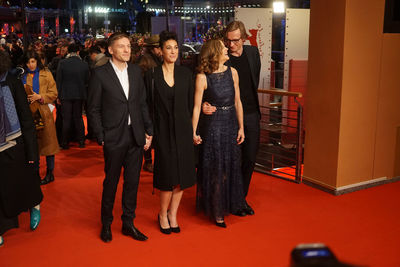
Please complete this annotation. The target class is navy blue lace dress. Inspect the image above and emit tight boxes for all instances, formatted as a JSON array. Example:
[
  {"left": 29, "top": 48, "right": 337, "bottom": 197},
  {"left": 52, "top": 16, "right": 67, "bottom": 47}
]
[{"left": 196, "top": 67, "right": 246, "bottom": 220}]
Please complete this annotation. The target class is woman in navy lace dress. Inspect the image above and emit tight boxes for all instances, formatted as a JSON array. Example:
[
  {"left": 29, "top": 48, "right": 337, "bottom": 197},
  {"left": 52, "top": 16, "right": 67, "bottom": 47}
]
[{"left": 192, "top": 39, "right": 246, "bottom": 227}]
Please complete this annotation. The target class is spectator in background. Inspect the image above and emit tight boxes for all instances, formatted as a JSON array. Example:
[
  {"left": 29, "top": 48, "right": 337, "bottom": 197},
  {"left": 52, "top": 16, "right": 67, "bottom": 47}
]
[
  {"left": 85, "top": 45, "right": 109, "bottom": 140},
  {"left": 138, "top": 34, "right": 163, "bottom": 73},
  {"left": 48, "top": 43, "right": 69, "bottom": 144},
  {"left": 22, "top": 50, "right": 59, "bottom": 185},
  {"left": 88, "top": 46, "right": 109, "bottom": 69},
  {"left": 48, "top": 43, "right": 68, "bottom": 79},
  {"left": 56, "top": 44, "right": 89, "bottom": 149},
  {"left": 10, "top": 40, "right": 23, "bottom": 68},
  {"left": 0, "top": 38, "right": 6, "bottom": 53},
  {"left": 138, "top": 34, "right": 163, "bottom": 173},
  {"left": 0, "top": 50, "right": 43, "bottom": 247},
  {"left": 96, "top": 40, "right": 108, "bottom": 55}
]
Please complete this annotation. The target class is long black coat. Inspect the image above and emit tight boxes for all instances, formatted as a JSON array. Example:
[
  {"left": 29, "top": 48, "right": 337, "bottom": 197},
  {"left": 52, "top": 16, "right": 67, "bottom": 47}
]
[
  {"left": 145, "top": 65, "right": 196, "bottom": 190},
  {"left": 0, "top": 73, "right": 42, "bottom": 218}
]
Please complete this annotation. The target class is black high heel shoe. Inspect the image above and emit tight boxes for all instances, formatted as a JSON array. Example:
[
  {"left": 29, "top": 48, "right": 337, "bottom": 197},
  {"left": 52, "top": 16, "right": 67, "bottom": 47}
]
[
  {"left": 215, "top": 219, "right": 227, "bottom": 228},
  {"left": 167, "top": 213, "right": 180, "bottom": 233},
  {"left": 158, "top": 214, "right": 171, "bottom": 234}
]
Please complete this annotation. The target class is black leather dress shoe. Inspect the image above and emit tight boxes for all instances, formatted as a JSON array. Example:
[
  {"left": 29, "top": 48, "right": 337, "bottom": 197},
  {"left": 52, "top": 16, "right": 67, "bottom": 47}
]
[
  {"left": 122, "top": 224, "right": 148, "bottom": 241},
  {"left": 244, "top": 202, "right": 255, "bottom": 215},
  {"left": 100, "top": 225, "right": 112, "bottom": 243},
  {"left": 232, "top": 209, "right": 247, "bottom": 217}
]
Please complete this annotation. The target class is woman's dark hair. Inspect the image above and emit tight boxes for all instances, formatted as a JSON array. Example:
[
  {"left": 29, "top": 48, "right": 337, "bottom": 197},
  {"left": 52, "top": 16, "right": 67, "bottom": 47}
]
[
  {"left": 0, "top": 50, "right": 11, "bottom": 75},
  {"left": 159, "top": 30, "right": 178, "bottom": 49},
  {"left": 22, "top": 50, "right": 44, "bottom": 70}
]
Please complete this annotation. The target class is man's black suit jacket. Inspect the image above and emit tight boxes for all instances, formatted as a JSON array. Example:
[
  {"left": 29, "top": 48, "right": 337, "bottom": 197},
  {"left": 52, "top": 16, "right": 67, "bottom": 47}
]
[
  {"left": 228, "top": 45, "right": 261, "bottom": 115},
  {"left": 88, "top": 61, "right": 153, "bottom": 146}
]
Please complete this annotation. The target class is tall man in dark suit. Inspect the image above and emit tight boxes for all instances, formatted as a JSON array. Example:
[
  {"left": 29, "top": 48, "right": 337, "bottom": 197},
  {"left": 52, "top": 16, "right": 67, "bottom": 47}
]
[
  {"left": 56, "top": 44, "right": 89, "bottom": 149},
  {"left": 203, "top": 21, "right": 261, "bottom": 216},
  {"left": 88, "top": 33, "right": 153, "bottom": 243}
]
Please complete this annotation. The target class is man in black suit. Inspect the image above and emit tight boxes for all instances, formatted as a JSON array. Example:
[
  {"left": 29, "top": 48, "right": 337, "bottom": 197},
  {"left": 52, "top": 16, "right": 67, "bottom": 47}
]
[
  {"left": 56, "top": 44, "right": 89, "bottom": 149},
  {"left": 88, "top": 32, "right": 153, "bottom": 243},
  {"left": 203, "top": 21, "right": 261, "bottom": 216}
]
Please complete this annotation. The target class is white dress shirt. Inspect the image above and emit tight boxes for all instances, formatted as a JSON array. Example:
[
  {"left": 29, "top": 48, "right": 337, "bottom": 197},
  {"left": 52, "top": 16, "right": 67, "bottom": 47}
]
[{"left": 110, "top": 59, "right": 131, "bottom": 125}]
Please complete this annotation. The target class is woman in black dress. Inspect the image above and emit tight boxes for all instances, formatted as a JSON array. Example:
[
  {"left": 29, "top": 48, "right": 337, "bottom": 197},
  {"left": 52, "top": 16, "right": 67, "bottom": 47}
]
[
  {"left": 192, "top": 39, "right": 246, "bottom": 227},
  {"left": 144, "top": 31, "right": 196, "bottom": 234},
  {"left": 0, "top": 51, "right": 43, "bottom": 246}
]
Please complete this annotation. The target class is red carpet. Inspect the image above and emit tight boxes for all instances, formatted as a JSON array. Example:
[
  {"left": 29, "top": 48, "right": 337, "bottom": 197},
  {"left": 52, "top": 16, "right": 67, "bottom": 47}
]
[{"left": 1, "top": 141, "right": 400, "bottom": 267}]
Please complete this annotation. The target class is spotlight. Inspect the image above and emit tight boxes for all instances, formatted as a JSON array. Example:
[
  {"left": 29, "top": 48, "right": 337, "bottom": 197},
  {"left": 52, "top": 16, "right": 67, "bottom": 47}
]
[{"left": 273, "top": 1, "right": 285, "bottom": 13}]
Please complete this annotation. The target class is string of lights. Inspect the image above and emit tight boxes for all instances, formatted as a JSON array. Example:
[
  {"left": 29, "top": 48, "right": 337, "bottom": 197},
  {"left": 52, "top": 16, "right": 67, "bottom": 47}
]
[{"left": 146, "top": 4, "right": 261, "bottom": 14}]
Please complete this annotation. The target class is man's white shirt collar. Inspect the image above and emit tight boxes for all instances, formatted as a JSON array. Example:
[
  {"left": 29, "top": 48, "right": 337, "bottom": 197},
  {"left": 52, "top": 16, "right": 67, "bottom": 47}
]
[{"left": 110, "top": 59, "right": 128, "bottom": 73}]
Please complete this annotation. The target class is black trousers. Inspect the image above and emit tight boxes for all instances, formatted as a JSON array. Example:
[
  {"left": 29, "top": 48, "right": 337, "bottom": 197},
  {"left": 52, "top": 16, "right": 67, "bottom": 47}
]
[
  {"left": 61, "top": 99, "right": 85, "bottom": 145},
  {"left": 241, "top": 112, "right": 260, "bottom": 197},
  {"left": 101, "top": 125, "right": 143, "bottom": 226}
]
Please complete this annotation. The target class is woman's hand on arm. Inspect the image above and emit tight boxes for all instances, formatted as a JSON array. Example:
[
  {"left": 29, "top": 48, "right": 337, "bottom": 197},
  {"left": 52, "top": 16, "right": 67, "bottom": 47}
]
[{"left": 202, "top": 102, "right": 216, "bottom": 115}]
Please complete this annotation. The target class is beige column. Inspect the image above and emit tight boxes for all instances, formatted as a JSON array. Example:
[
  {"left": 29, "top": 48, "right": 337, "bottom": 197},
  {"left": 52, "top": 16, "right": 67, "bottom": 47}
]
[{"left": 303, "top": 0, "right": 400, "bottom": 193}]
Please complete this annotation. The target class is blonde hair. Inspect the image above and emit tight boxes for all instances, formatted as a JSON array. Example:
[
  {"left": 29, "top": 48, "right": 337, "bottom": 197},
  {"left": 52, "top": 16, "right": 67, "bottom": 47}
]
[{"left": 197, "top": 39, "right": 224, "bottom": 74}]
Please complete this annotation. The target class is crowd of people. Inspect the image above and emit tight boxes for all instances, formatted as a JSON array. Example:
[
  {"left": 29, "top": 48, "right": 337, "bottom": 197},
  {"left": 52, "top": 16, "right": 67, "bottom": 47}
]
[{"left": 0, "top": 20, "right": 261, "bottom": 245}]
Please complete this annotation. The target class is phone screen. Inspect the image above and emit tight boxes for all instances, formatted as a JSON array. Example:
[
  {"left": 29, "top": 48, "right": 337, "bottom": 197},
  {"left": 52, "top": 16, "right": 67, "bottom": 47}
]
[{"left": 301, "top": 249, "right": 332, "bottom": 258}]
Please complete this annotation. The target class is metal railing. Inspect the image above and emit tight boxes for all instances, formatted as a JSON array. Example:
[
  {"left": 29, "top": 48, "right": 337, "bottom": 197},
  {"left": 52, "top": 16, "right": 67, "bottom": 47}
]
[{"left": 255, "top": 88, "right": 304, "bottom": 183}]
